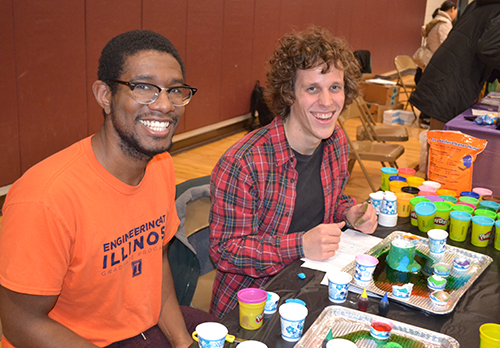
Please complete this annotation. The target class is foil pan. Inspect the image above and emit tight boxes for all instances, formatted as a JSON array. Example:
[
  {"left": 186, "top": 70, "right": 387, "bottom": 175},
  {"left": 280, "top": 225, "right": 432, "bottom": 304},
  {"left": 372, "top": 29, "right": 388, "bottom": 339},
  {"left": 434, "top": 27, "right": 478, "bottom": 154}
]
[
  {"left": 295, "top": 306, "right": 459, "bottom": 348},
  {"left": 341, "top": 231, "right": 493, "bottom": 315}
]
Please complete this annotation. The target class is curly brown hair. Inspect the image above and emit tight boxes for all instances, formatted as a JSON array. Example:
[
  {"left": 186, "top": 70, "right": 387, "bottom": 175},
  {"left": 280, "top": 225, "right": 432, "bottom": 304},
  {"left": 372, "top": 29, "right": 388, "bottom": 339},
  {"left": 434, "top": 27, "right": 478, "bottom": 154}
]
[{"left": 265, "top": 26, "right": 360, "bottom": 120}]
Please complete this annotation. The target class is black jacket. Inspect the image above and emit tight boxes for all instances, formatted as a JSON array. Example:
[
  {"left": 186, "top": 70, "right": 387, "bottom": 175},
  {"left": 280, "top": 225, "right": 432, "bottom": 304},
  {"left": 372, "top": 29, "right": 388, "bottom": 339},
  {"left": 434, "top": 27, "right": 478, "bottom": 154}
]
[{"left": 409, "top": 0, "right": 500, "bottom": 123}]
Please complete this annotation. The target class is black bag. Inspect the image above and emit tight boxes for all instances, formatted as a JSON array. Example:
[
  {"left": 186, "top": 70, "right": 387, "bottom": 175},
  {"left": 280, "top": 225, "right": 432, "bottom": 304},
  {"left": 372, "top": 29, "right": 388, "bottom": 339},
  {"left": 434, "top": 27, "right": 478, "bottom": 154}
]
[{"left": 249, "top": 80, "right": 274, "bottom": 130}]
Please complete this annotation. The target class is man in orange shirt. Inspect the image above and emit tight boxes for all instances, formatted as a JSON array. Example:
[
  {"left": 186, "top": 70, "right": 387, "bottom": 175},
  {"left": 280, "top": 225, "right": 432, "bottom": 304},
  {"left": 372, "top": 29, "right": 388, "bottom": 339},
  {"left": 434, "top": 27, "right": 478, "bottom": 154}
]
[{"left": 0, "top": 30, "right": 214, "bottom": 348}]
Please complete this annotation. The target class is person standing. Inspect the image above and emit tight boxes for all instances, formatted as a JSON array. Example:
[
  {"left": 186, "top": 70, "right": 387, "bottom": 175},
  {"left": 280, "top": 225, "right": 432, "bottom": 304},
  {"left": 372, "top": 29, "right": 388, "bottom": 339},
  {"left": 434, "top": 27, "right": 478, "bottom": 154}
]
[
  {"left": 410, "top": 0, "right": 500, "bottom": 131},
  {"left": 208, "top": 27, "right": 377, "bottom": 319}
]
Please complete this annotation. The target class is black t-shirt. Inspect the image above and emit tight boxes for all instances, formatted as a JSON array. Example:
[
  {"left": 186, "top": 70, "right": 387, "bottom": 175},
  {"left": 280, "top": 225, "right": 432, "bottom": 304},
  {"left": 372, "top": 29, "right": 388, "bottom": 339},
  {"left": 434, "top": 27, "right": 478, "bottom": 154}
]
[{"left": 288, "top": 142, "right": 325, "bottom": 233}]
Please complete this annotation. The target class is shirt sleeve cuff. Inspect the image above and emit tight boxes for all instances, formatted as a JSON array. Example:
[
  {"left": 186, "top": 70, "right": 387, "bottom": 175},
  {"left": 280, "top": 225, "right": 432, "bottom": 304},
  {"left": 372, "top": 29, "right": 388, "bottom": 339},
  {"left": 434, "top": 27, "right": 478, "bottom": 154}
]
[{"left": 276, "top": 232, "right": 304, "bottom": 263}]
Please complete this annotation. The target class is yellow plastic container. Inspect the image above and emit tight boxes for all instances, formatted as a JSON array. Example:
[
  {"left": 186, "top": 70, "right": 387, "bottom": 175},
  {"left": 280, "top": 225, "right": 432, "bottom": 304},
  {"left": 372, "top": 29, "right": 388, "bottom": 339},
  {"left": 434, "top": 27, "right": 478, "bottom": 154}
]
[
  {"left": 389, "top": 180, "right": 407, "bottom": 193},
  {"left": 407, "top": 176, "right": 425, "bottom": 188}
]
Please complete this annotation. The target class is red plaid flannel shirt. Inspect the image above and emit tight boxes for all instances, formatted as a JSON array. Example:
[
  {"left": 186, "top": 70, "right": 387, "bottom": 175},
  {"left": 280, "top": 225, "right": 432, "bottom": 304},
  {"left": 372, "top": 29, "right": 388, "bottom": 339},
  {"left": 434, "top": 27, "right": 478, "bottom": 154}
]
[{"left": 209, "top": 117, "right": 355, "bottom": 318}]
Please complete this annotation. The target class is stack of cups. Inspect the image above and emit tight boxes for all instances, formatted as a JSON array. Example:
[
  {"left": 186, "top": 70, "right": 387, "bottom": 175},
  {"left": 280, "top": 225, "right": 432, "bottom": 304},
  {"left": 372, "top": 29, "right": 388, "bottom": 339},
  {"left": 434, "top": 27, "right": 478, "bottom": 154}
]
[
  {"left": 379, "top": 192, "right": 397, "bottom": 227},
  {"left": 369, "top": 191, "right": 384, "bottom": 215}
]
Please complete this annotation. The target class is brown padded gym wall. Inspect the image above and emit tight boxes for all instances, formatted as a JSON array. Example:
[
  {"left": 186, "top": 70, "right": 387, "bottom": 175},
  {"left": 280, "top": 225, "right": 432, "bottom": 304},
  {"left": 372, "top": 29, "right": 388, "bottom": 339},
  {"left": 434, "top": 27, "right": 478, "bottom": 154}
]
[{"left": 0, "top": 0, "right": 425, "bottom": 187}]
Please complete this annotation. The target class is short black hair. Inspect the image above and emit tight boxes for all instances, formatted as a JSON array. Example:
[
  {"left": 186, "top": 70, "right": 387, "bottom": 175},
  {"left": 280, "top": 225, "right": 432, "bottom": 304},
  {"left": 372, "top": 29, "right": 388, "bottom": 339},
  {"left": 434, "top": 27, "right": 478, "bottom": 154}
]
[{"left": 98, "top": 30, "right": 185, "bottom": 94}]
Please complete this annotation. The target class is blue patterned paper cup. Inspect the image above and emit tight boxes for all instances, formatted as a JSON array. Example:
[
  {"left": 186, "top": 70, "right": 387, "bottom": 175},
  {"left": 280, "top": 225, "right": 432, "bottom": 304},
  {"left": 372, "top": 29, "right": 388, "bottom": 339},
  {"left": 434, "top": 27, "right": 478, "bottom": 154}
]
[
  {"left": 264, "top": 292, "right": 280, "bottom": 314},
  {"left": 328, "top": 271, "right": 352, "bottom": 303},
  {"left": 427, "top": 229, "right": 448, "bottom": 254},
  {"left": 279, "top": 302, "right": 308, "bottom": 342}
]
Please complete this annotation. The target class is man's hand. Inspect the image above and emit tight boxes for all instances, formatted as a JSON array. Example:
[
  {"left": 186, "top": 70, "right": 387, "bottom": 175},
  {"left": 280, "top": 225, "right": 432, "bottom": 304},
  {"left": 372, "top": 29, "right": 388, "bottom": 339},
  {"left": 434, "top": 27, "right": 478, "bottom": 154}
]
[
  {"left": 302, "top": 222, "right": 344, "bottom": 260},
  {"left": 345, "top": 202, "right": 377, "bottom": 234}
]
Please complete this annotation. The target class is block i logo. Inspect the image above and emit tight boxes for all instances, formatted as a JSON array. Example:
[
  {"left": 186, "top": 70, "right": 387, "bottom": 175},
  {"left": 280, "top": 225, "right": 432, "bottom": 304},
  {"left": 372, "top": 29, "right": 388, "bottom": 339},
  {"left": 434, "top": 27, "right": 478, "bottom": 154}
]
[{"left": 132, "top": 260, "right": 142, "bottom": 277}]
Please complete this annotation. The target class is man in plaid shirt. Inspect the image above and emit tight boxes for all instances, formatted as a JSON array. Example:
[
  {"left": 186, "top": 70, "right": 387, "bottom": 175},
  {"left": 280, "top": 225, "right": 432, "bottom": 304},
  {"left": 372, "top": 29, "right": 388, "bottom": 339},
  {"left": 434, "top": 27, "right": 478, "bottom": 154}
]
[{"left": 209, "top": 27, "right": 378, "bottom": 318}]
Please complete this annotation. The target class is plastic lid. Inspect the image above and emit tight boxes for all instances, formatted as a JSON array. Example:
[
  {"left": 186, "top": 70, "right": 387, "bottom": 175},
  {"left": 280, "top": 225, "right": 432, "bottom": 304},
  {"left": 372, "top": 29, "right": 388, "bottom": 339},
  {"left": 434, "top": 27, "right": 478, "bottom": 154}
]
[
  {"left": 237, "top": 288, "right": 268, "bottom": 304},
  {"left": 471, "top": 215, "right": 495, "bottom": 226},
  {"left": 381, "top": 167, "right": 398, "bottom": 175}
]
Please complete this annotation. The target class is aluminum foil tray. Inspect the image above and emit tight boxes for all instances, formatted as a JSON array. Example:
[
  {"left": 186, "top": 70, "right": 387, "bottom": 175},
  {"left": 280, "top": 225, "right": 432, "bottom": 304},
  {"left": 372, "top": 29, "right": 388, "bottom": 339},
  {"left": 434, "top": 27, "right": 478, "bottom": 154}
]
[
  {"left": 341, "top": 231, "right": 492, "bottom": 315},
  {"left": 295, "top": 306, "right": 459, "bottom": 348}
]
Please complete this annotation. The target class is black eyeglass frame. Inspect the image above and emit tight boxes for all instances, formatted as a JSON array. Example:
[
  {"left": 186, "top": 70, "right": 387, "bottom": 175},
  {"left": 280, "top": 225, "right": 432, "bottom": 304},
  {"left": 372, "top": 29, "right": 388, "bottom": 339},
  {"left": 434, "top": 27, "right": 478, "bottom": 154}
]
[{"left": 108, "top": 79, "right": 198, "bottom": 106}]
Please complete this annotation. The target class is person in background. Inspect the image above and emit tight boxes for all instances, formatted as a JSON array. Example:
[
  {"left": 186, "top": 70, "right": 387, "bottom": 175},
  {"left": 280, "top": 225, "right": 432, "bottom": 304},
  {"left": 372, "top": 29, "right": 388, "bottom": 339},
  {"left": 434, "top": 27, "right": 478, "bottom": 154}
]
[
  {"left": 0, "top": 30, "right": 215, "bottom": 348},
  {"left": 416, "top": 0, "right": 457, "bottom": 127},
  {"left": 410, "top": 0, "right": 500, "bottom": 131},
  {"left": 208, "top": 26, "right": 377, "bottom": 319}
]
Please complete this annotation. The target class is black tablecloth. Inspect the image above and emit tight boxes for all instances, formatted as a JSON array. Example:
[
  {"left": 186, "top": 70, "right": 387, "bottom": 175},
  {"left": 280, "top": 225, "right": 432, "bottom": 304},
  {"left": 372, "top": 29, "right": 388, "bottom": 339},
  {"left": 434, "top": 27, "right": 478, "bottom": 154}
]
[{"left": 217, "top": 218, "right": 500, "bottom": 348}]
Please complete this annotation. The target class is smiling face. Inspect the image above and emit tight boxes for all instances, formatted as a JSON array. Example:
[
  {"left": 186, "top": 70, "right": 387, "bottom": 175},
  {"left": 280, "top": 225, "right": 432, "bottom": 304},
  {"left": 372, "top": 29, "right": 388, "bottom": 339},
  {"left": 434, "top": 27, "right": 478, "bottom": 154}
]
[
  {"left": 107, "top": 50, "right": 185, "bottom": 161},
  {"left": 284, "top": 64, "right": 345, "bottom": 155}
]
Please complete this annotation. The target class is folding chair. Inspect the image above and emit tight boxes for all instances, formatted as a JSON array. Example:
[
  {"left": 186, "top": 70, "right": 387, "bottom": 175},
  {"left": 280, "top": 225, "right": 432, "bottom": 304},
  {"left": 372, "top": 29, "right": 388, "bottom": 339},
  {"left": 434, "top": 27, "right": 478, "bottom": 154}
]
[
  {"left": 394, "top": 55, "right": 418, "bottom": 122},
  {"left": 169, "top": 176, "right": 216, "bottom": 312},
  {"left": 355, "top": 97, "right": 409, "bottom": 143},
  {"left": 338, "top": 114, "right": 405, "bottom": 191}
]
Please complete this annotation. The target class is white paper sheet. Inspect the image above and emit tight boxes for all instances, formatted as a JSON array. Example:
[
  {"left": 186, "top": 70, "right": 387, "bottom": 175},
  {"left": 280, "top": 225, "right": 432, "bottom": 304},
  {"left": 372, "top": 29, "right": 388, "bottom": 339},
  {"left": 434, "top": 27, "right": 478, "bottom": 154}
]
[{"left": 300, "top": 229, "right": 381, "bottom": 284}]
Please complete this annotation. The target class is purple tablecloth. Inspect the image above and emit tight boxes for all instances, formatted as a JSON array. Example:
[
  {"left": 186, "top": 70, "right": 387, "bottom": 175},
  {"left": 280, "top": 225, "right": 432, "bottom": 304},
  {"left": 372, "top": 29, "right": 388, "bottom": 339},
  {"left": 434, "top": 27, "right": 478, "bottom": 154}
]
[{"left": 444, "top": 96, "right": 500, "bottom": 196}]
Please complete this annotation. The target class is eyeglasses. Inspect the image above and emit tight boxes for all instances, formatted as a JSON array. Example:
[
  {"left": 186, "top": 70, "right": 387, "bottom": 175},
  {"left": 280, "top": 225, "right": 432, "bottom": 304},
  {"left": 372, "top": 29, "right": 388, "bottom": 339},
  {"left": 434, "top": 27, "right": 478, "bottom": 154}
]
[{"left": 109, "top": 80, "right": 198, "bottom": 106}]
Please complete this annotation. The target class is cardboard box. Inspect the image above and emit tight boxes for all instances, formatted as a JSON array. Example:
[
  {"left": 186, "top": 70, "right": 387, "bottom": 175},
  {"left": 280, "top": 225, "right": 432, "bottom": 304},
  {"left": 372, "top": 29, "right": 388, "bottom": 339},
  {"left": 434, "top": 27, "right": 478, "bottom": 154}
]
[
  {"left": 361, "top": 82, "right": 399, "bottom": 106},
  {"left": 366, "top": 102, "right": 403, "bottom": 123},
  {"left": 382, "top": 109, "right": 416, "bottom": 126}
]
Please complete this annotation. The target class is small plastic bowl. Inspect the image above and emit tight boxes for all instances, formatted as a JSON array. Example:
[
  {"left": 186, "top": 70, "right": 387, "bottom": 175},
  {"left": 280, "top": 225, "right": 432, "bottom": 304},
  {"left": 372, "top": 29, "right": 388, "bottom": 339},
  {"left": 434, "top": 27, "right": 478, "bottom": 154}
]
[
  {"left": 479, "top": 200, "right": 500, "bottom": 212},
  {"left": 460, "top": 191, "right": 480, "bottom": 200},
  {"left": 429, "top": 290, "right": 451, "bottom": 306},
  {"left": 440, "top": 195, "right": 457, "bottom": 204},
  {"left": 370, "top": 320, "right": 393, "bottom": 340},
  {"left": 427, "top": 275, "right": 447, "bottom": 290},
  {"left": 433, "top": 262, "right": 451, "bottom": 277},
  {"left": 392, "top": 283, "right": 413, "bottom": 300},
  {"left": 452, "top": 257, "right": 471, "bottom": 273},
  {"left": 423, "top": 181, "right": 442, "bottom": 190}
]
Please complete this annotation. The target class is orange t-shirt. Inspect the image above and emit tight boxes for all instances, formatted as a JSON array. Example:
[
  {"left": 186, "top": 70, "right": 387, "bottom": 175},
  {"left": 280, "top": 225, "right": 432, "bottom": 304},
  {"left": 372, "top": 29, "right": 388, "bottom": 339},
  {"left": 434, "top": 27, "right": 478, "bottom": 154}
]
[{"left": 0, "top": 136, "right": 179, "bottom": 347}]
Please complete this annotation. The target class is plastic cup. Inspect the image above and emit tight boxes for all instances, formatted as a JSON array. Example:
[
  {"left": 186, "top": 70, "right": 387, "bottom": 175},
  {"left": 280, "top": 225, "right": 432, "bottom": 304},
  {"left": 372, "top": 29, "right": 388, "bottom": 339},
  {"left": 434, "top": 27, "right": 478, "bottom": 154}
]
[
  {"left": 459, "top": 196, "right": 479, "bottom": 207},
  {"left": 480, "top": 323, "right": 500, "bottom": 348},
  {"left": 473, "top": 187, "right": 493, "bottom": 201},
  {"left": 418, "top": 190, "right": 438, "bottom": 197},
  {"left": 326, "top": 339, "right": 357, "bottom": 348},
  {"left": 479, "top": 200, "right": 500, "bottom": 212},
  {"left": 407, "top": 176, "right": 425, "bottom": 188},
  {"left": 483, "top": 195, "right": 500, "bottom": 204},
  {"left": 437, "top": 189, "right": 457, "bottom": 198},
  {"left": 440, "top": 195, "right": 457, "bottom": 204},
  {"left": 264, "top": 292, "right": 280, "bottom": 314},
  {"left": 279, "top": 302, "right": 308, "bottom": 342},
  {"left": 452, "top": 203, "right": 475, "bottom": 215},
  {"left": 354, "top": 254, "right": 379, "bottom": 285},
  {"left": 327, "top": 271, "right": 352, "bottom": 303},
  {"left": 427, "top": 229, "right": 448, "bottom": 254},
  {"left": 381, "top": 167, "right": 398, "bottom": 191},
  {"left": 390, "top": 180, "right": 407, "bottom": 193},
  {"left": 398, "top": 167, "right": 416, "bottom": 178},
  {"left": 423, "top": 180, "right": 442, "bottom": 190},
  {"left": 396, "top": 192, "right": 413, "bottom": 217},
  {"left": 237, "top": 341, "right": 268, "bottom": 348},
  {"left": 401, "top": 186, "right": 419, "bottom": 197},
  {"left": 415, "top": 201, "right": 437, "bottom": 233},
  {"left": 471, "top": 216, "right": 495, "bottom": 247},
  {"left": 475, "top": 208, "right": 497, "bottom": 220},
  {"left": 369, "top": 191, "right": 384, "bottom": 215},
  {"left": 192, "top": 322, "right": 232, "bottom": 348},
  {"left": 433, "top": 201, "right": 453, "bottom": 230},
  {"left": 426, "top": 196, "right": 444, "bottom": 203},
  {"left": 449, "top": 211, "right": 472, "bottom": 242},
  {"left": 460, "top": 190, "right": 480, "bottom": 199},
  {"left": 418, "top": 185, "right": 437, "bottom": 193},
  {"left": 410, "top": 197, "right": 430, "bottom": 226},
  {"left": 237, "top": 288, "right": 267, "bottom": 330}
]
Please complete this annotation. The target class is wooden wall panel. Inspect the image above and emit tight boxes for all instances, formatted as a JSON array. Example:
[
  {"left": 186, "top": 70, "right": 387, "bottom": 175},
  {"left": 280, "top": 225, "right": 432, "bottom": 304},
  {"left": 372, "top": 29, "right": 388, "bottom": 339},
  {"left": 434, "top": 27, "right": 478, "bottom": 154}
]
[
  {"left": 184, "top": 0, "right": 224, "bottom": 130},
  {"left": 13, "top": 0, "right": 87, "bottom": 173},
  {"left": 85, "top": 0, "right": 142, "bottom": 135},
  {"left": 0, "top": 0, "right": 21, "bottom": 185},
  {"left": 219, "top": 0, "right": 255, "bottom": 121},
  {"left": 143, "top": 0, "right": 189, "bottom": 134},
  {"left": 252, "top": 0, "right": 282, "bottom": 85},
  {"left": 0, "top": 0, "right": 427, "bottom": 187}
]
